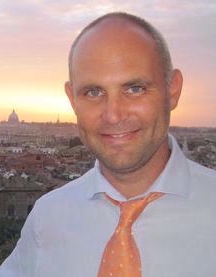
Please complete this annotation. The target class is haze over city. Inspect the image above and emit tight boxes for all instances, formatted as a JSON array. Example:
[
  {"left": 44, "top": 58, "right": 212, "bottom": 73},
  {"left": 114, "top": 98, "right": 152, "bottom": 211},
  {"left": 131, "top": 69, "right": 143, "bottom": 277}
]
[{"left": 0, "top": 0, "right": 216, "bottom": 126}]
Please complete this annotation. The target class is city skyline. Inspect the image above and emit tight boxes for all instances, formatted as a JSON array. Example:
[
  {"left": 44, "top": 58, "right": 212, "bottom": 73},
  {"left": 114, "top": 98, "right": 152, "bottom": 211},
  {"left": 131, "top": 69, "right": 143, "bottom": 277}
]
[{"left": 0, "top": 0, "right": 216, "bottom": 126}]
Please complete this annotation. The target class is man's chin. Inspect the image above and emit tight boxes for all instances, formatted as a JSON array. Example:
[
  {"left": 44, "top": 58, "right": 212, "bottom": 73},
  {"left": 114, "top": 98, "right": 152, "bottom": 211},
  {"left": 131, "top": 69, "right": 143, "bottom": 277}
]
[{"left": 98, "top": 156, "right": 147, "bottom": 175}]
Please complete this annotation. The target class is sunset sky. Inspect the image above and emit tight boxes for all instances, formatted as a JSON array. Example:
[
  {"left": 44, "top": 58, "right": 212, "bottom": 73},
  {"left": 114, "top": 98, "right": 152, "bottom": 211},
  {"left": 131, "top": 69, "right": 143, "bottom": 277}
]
[{"left": 0, "top": 0, "right": 216, "bottom": 126}]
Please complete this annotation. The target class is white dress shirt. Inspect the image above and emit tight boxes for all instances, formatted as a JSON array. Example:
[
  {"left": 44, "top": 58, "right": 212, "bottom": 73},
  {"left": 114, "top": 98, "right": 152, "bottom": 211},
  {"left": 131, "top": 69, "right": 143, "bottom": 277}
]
[{"left": 1, "top": 135, "right": 216, "bottom": 277}]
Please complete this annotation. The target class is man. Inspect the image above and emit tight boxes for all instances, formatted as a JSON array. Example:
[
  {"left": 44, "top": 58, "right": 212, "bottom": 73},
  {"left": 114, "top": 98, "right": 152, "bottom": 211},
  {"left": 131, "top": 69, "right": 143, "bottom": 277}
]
[{"left": 1, "top": 12, "right": 216, "bottom": 277}]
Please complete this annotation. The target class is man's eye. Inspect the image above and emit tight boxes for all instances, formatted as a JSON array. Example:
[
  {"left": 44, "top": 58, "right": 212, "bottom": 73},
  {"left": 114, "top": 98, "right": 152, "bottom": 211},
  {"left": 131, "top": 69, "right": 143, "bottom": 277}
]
[
  {"left": 86, "top": 89, "right": 103, "bottom": 97},
  {"left": 127, "top": 85, "right": 146, "bottom": 94}
]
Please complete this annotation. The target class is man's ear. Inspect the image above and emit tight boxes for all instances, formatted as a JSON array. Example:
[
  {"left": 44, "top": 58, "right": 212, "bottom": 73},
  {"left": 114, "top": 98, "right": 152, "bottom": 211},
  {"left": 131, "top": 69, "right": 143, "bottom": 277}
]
[
  {"left": 65, "top": 81, "right": 77, "bottom": 114},
  {"left": 169, "top": 69, "right": 183, "bottom": 111}
]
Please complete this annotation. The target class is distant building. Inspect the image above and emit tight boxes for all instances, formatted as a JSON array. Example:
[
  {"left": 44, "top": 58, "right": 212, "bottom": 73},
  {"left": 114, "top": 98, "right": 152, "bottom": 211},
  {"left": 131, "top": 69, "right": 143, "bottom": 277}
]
[
  {"left": 10, "top": 147, "right": 23, "bottom": 154},
  {"left": 8, "top": 109, "right": 20, "bottom": 124},
  {"left": 0, "top": 182, "right": 45, "bottom": 218}
]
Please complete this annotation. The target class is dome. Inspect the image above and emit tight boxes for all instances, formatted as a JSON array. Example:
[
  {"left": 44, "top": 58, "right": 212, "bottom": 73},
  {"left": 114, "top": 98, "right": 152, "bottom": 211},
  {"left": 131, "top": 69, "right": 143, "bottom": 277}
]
[{"left": 8, "top": 109, "right": 20, "bottom": 124}]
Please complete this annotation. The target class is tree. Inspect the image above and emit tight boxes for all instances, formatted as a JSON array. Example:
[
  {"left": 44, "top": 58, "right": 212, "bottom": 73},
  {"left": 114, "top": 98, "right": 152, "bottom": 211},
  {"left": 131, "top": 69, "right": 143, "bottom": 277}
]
[{"left": 0, "top": 218, "right": 25, "bottom": 264}]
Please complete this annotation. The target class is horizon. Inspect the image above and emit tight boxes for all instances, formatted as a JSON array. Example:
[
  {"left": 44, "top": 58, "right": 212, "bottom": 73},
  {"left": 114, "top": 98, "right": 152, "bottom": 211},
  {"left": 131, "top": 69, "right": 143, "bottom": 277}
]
[
  {"left": 1, "top": 111, "right": 216, "bottom": 129},
  {"left": 0, "top": 1, "right": 216, "bottom": 127}
]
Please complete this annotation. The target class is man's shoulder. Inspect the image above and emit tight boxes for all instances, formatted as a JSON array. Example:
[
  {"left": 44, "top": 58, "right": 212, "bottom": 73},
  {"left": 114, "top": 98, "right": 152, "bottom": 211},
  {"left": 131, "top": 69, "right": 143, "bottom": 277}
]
[
  {"left": 188, "top": 159, "right": 216, "bottom": 186},
  {"left": 35, "top": 167, "right": 95, "bottom": 209},
  {"left": 21, "top": 168, "right": 97, "bottom": 239}
]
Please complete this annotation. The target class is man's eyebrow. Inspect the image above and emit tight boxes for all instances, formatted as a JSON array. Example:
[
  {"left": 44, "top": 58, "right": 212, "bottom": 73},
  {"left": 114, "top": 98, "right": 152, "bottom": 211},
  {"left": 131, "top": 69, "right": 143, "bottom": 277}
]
[
  {"left": 76, "top": 78, "right": 154, "bottom": 93},
  {"left": 77, "top": 84, "right": 102, "bottom": 92},
  {"left": 121, "top": 78, "right": 153, "bottom": 88}
]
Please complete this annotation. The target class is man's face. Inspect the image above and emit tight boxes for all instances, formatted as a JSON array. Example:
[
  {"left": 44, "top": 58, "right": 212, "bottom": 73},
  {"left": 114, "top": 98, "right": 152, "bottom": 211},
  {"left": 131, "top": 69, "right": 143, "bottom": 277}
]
[{"left": 66, "top": 20, "right": 181, "bottom": 175}]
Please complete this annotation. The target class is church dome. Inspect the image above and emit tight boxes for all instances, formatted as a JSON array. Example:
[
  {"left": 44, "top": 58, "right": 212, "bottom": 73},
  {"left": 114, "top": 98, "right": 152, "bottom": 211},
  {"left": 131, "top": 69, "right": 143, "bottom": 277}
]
[{"left": 8, "top": 109, "right": 20, "bottom": 124}]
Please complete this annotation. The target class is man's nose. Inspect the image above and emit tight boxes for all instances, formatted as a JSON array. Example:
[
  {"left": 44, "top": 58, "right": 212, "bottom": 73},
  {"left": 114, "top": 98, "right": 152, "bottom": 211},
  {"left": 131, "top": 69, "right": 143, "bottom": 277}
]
[{"left": 101, "top": 93, "right": 128, "bottom": 124}]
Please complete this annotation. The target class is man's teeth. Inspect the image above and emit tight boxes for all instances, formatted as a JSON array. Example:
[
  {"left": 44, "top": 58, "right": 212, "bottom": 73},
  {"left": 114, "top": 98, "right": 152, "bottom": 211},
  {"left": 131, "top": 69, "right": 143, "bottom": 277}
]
[{"left": 110, "top": 133, "right": 128, "bottom": 138}]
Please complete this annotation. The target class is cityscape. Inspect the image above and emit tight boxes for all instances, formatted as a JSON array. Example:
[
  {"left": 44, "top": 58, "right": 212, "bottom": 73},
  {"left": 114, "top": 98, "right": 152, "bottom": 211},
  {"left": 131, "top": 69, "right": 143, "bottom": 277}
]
[
  {"left": 0, "top": 109, "right": 216, "bottom": 219},
  {"left": 0, "top": 109, "right": 216, "bottom": 262}
]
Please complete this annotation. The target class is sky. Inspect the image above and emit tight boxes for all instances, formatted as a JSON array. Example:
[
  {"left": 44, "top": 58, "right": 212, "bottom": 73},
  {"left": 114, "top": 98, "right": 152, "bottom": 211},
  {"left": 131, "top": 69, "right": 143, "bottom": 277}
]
[{"left": 0, "top": 0, "right": 216, "bottom": 126}]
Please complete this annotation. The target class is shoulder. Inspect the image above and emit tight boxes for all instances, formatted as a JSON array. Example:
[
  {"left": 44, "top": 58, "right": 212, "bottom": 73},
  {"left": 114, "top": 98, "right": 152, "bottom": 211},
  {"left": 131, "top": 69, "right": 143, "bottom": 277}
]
[
  {"left": 188, "top": 159, "right": 216, "bottom": 181},
  {"left": 16, "top": 168, "right": 98, "bottom": 243},
  {"left": 34, "top": 167, "right": 96, "bottom": 214},
  {"left": 187, "top": 159, "right": 216, "bottom": 195}
]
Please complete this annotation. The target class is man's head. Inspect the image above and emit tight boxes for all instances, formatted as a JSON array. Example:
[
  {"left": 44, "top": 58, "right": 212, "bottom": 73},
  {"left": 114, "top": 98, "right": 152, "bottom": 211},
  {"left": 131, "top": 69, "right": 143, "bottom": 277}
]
[
  {"left": 65, "top": 12, "right": 182, "bottom": 178},
  {"left": 69, "top": 12, "right": 173, "bottom": 88}
]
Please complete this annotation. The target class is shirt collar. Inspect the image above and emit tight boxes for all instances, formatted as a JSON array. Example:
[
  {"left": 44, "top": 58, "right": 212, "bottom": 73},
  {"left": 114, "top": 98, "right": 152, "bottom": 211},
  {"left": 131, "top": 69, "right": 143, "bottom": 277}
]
[
  {"left": 146, "top": 134, "right": 190, "bottom": 198},
  {"left": 87, "top": 134, "right": 190, "bottom": 201}
]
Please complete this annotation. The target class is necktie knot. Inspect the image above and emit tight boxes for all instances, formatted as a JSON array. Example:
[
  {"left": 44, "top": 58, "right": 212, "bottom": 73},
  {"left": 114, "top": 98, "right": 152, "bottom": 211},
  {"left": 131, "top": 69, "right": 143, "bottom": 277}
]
[
  {"left": 118, "top": 198, "right": 148, "bottom": 228},
  {"left": 108, "top": 192, "right": 164, "bottom": 229},
  {"left": 119, "top": 192, "right": 162, "bottom": 228}
]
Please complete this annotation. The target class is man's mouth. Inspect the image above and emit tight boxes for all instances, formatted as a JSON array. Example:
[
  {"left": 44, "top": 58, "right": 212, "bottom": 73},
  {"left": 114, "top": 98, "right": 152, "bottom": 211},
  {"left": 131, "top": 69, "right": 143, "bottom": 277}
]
[{"left": 100, "top": 129, "right": 140, "bottom": 141}]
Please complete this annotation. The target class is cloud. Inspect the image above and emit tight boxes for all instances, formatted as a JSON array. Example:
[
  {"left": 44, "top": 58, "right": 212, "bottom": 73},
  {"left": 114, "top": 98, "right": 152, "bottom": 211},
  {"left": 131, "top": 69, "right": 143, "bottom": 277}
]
[
  {"left": 0, "top": 1, "right": 40, "bottom": 25},
  {"left": 1, "top": 0, "right": 215, "bottom": 36},
  {"left": 138, "top": 0, "right": 216, "bottom": 17}
]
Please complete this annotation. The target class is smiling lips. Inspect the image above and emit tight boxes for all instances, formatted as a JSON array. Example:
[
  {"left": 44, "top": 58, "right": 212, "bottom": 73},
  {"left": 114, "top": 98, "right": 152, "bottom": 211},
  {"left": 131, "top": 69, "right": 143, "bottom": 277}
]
[{"left": 100, "top": 129, "right": 140, "bottom": 141}]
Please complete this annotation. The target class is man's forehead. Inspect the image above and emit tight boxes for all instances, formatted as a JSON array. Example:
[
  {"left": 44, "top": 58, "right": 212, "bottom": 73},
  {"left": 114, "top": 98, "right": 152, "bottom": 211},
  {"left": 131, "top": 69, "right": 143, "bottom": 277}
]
[{"left": 73, "top": 17, "right": 153, "bottom": 53}]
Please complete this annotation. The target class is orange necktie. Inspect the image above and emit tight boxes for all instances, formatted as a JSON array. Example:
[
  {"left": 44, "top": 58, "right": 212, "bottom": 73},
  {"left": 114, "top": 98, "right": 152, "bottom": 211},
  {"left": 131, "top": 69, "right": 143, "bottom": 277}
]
[{"left": 98, "top": 192, "right": 163, "bottom": 277}]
